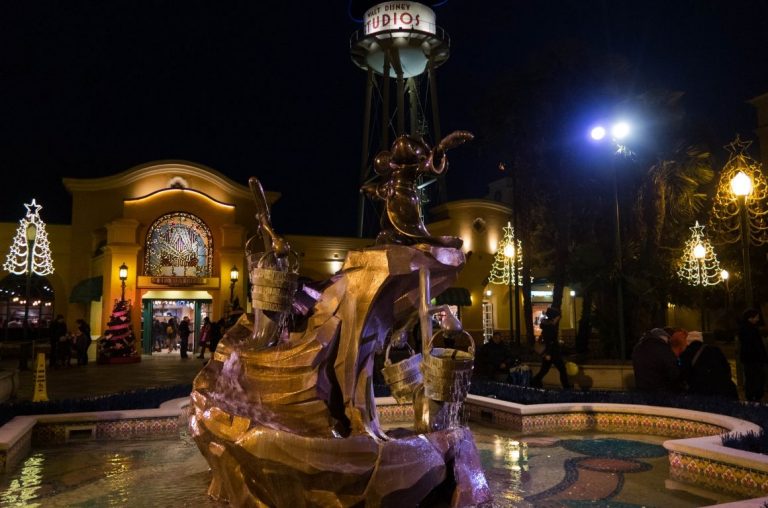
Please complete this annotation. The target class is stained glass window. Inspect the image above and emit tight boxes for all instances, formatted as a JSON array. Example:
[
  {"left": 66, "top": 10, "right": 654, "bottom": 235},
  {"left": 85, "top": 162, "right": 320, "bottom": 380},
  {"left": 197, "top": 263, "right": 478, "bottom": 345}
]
[{"left": 144, "top": 212, "right": 213, "bottom": 277}]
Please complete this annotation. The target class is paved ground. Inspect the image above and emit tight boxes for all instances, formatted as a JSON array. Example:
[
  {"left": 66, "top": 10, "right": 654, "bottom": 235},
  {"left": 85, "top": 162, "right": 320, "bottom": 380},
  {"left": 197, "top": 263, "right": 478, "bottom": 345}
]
[{"left": 0, "top": 350, "right": 207, "bottom": 402}]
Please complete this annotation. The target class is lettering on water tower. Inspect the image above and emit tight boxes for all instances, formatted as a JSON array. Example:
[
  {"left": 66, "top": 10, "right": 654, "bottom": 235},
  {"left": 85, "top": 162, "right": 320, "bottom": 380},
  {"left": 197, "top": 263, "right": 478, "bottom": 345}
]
[{"left": 364, "top": 2, "right": 437, "bottom": 36}]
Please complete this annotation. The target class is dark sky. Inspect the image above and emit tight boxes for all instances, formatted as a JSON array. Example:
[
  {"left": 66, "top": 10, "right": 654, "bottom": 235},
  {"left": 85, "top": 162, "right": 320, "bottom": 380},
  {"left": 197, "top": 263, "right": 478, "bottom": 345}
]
[{"left": 1, "top": 1, "right": 767, "bottom": 236}]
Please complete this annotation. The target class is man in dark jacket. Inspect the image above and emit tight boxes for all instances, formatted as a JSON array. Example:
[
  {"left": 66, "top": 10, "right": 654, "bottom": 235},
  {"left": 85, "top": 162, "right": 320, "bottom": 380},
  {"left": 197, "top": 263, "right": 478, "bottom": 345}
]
[
  {"left": 632, "top": 328, "right": 683, "bottom": 392},
  {"left": 679, "top": 331, "right": 737, "bottom": 399},
  {"left": 531, "top": 307, "right": 571, "bottom": 389},
  {"left": 178, "top": 316, "right": 191, "bottom": 359}
]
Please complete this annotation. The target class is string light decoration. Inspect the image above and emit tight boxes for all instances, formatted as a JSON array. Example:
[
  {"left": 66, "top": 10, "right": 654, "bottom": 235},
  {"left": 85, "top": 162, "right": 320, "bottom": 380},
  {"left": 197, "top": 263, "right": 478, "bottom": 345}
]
[
  {"left": 3, "top": 199, "right": 55, "bottom": 276},
  {"left": 710, "top": 135, "right": 768, "bottom": 245},
  {"left": 488, "top": 222, "right": 523, "bottom": 286},
  {"left": 677, "top": 221, "right": 722, "bottom": 286}
]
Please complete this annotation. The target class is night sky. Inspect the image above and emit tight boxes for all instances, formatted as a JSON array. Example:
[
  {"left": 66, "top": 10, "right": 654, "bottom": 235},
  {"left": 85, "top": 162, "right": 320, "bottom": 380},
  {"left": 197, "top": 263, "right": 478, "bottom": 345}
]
[{"left": 1, "top": 1, "right": 767, "bottom": 237}]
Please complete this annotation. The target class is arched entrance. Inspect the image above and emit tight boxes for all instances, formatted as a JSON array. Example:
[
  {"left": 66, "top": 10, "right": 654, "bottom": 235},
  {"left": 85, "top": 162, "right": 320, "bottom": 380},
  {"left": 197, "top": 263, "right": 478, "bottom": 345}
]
[{"left": 141, "top": 290, "right": 213, "bottom": 355}]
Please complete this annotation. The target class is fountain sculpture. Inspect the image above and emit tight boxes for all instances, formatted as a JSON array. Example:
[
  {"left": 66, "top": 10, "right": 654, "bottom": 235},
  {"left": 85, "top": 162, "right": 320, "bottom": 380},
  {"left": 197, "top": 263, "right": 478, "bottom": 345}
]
[{"left": 189, "top": 131, "right": 491, "bottom": 507}]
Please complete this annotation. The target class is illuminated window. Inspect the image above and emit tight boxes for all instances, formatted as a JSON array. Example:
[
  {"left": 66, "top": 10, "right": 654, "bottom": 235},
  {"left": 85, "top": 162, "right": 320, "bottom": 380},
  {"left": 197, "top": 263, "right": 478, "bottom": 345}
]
[{"left": 144, "top": 212, "right": 213, "bottom": 277}]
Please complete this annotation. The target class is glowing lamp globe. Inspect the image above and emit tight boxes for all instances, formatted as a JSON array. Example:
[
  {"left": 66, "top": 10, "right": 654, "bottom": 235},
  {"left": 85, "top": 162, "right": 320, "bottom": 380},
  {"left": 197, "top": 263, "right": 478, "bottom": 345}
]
[
  {"left": 503, "top": 243, "right": 515, "bottom": 258},
  {"left": 590, "top": 126, "right": 606, "bottom": 141},
  {"left": 611, "top": 122, "right": 630, "bottom": 140},
  {"left": 693, "top": 244, "right": 706, "bottom": 259},
  {"left": 565, "top": 362, "right": 579, "bottom": 377},
  {"left": 730, "top": 171, "right": 753, "bottom": 197}
]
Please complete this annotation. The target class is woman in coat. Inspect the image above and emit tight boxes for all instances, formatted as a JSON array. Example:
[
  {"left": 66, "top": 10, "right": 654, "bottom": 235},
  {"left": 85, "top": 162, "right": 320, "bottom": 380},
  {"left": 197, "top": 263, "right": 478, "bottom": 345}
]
[{"left": 738, "top": 308, "right": 767, "bottom": 402}]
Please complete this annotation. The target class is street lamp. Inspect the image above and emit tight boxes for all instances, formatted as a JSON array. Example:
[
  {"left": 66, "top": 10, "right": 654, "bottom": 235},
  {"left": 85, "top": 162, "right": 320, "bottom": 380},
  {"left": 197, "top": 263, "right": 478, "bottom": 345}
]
[
  {"left": 118, "top": 262, "right": 128, "bottom": 302},
  {"left": 569, "top": 289, "right": 576, "bottom": 329},
  {"left": 23, "top": 223, "right": 37, "bottom": 340},
  {"left": 503, "top": 242, "right": 516, "bottom": 343},
  {"left": 693, "top": 243, "right": 706, "bottom": 330},
  {"left": 488, "top": 222, "right": 522, "bottom": 345},
  {"left": 730, "top": 170, "right": 753, "bottom": 307},
  {"left": 590, "top": 120, "right": 630, "bottom": 360},
  {"left": 721, "top": 269, "right": 731, "bottom": 315},
  {"left": 229, "top": 265, "right": 239, "bottom": 303}
]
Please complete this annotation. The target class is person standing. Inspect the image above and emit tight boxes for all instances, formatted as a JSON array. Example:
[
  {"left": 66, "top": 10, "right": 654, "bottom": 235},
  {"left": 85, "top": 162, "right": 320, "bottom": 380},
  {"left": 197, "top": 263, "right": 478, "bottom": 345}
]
[
  {"left": 178, "top": 316, "right": 191, "bottom": 359},
  {"left": 632, "top": 327, "right": 683, "bottom": 393},
  {"left": 531, "top": 307, "right": 572, "bottom": 389},
  {"left": 165, "top": 318, "right": 178, "bottom": 352},
  {"left": 49, "top": 314, "right": 67, "bottom": 368},
  {"left": 738, "top": 308, "right": 766, "bottom": 402},
  {"left": 75, "top": 318, "right": 91, "bottom": 365},
  {"left": 680, "top": 330, "right": 738, "bottom": 399},
  {"left": 197, "top": 317, "right": 211, "bottom": 359}
]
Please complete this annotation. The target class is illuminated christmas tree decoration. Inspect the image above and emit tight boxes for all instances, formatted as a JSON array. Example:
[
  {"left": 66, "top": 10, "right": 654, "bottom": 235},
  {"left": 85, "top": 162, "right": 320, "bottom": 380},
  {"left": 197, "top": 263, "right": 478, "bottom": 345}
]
[
  {"left": 3, "top": 199, "right": 55, "bottom": 276},
  {"left": 677, "top": 221, "right": 722, "bottom": 286},
  {"left": 488, "top": 222, "right": 523, "bottom": 286},
  {"left": 710, "top": 135, "right": 768, "bottom": 245}
]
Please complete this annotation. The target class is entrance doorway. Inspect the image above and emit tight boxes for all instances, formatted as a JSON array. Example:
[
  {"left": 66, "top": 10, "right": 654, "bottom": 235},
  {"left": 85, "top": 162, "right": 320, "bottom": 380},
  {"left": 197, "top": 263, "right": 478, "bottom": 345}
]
[{"left": 141, "top": 292, "right": 212, "bottom": 355}]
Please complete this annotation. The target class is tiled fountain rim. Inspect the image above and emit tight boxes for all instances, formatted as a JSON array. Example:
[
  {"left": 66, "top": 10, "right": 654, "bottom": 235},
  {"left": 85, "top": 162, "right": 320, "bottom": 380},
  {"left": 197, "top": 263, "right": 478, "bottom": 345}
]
[
  {"left": 1, "top": 394, "right": 767, "bottom": 506},
  {"left": 463, "top": 395, "right": 768, "bottom": 474}
]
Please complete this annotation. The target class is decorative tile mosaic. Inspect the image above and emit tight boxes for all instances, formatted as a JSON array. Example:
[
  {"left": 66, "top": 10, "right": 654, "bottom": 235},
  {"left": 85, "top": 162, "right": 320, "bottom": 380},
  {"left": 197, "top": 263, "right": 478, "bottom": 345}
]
[
  {"left": 669, "top": 450, "right": 768, "bottom": 498},
  {"left": 376, "top": 403, "right": 414, "bottom": 423},
  {"left": 464, "top": 403, "right": 724, "bottom": 438},
  {"left": 33, "top": 417, "right": 180, "bottom": 445}
]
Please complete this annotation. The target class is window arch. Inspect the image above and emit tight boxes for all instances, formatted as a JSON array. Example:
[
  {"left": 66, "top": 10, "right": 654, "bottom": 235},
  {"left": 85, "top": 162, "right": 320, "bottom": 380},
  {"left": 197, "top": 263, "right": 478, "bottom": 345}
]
[{"left": 144, "top": 212, "right": 213, "bottom": 277}]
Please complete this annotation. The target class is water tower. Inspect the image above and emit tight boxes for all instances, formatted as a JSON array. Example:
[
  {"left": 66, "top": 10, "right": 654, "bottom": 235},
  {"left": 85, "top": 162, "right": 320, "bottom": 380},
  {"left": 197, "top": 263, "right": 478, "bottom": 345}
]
[{"left": 350, "top": 1, "right": 451, "bottom": 236}]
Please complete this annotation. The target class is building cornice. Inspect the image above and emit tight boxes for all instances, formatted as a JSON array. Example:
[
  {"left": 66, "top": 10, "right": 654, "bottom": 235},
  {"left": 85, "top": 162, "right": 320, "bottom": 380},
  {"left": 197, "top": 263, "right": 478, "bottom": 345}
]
[{"left": 62, "top": 160, "right": 277, "bottom": 203}]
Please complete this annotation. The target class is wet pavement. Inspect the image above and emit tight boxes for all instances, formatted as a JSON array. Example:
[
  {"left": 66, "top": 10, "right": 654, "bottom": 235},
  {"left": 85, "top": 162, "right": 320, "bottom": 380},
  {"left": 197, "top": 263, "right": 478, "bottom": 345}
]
[{"left": 0, "top": 349, "right": 206, "bottom": 402}]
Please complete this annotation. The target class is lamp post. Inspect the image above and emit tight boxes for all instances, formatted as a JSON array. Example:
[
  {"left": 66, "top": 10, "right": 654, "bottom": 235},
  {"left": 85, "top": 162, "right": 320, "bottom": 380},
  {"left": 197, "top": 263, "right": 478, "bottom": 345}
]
[
  {"left": 721, "top": 269, "right": 731, "bottom": 316},
  {"left": 503, "top": 243, "right": 516, "bottom": 343},
  {"left": 730, "top": 170, "right": 753, "bottom": 307},
  {"left": 23, "top": 223, "right": 37, "bottom": 340},
  {"left": 569, "top": 290, "right": 576, "bottom": 329},
  {"left": 229, "top": 265, "right": 239, "bottom": 303},
  {"left": 118, "top": 262, "right": 128, "bottom": 303},
  {"left": 590, "top": 121, "right": 630, "bottom": 360},
  {"left": 693, "top": 243, "right": 706, "bottom": 330}
]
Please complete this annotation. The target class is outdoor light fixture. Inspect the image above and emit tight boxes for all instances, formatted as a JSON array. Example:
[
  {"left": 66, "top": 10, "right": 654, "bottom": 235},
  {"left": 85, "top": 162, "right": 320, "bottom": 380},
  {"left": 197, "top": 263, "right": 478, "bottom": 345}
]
[
  {"left": 488, "top": 222, "right": 523, "bottom": 345},
  {"left": 229, "top": 265, "right": 239, "bottom": 303},
  {"left": 485, "top": 289, "right": 492, "bottom": 297},
  {"left": 23, "top": 223, "right": 37, "bottom": 343},
  {"left": 721, "top": 269, "right": 729, "bottom": 281},
  {"left": 611, "top": 122, "right": 630, "bottom": 140},
  {"left": 119, "top": 262, "right": 128, "bottom": 302},
  {"left": 589, "top": 120, "right": 632, "bottom": 360},
  {"left": 693, "top": 243, "right": 706, "bottom": 259},
  {"left": 731, "top": 171, "right": 754, "bottom": 306},
  {"left": 730, "top": 170, "right": 753, "bottom": 197}
]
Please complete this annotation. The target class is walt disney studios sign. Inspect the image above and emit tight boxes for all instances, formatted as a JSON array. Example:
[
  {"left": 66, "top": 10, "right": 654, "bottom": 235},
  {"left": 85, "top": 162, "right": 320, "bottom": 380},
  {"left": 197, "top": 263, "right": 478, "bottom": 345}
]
[{"left": 363, "top": 2, "right": 437, "bottom": 36}]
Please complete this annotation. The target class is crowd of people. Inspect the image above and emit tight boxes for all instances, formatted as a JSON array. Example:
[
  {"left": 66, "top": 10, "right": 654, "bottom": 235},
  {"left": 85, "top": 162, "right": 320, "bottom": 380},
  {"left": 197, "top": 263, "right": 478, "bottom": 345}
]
[{"left": 151, "top": 315, "right": 225, "bottom": 360}]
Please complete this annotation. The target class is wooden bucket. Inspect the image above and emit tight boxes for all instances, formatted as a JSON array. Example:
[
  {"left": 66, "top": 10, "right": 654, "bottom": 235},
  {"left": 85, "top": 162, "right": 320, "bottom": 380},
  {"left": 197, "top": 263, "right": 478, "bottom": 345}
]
[
  {"left": 381, "top": 343, "right": 423, "bottom": 404},
  {"left": 421, "top": 330, "right": 475, "bottom": 402},
  {"left": 248, "top": 251, "right": 299, "bottom": 312}
]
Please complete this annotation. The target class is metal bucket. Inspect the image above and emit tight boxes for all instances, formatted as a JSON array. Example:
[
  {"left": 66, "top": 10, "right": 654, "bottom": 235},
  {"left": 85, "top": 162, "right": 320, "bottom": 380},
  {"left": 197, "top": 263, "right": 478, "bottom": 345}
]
[
  {"left": 421, "top": 330, "right": 475, "bottom": 402},
  {"left": 248, "top": 251, "right": 299, "bottom": 312},
  {"left": 381, "top": 343, "right": 423, "bottom": 404}
]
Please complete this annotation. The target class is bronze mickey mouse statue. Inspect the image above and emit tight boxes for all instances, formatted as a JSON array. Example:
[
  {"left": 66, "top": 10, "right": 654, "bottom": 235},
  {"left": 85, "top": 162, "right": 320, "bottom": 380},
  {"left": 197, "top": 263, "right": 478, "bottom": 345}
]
[{"left": 362, "top": 130, "right": 474, "bottom": 248}]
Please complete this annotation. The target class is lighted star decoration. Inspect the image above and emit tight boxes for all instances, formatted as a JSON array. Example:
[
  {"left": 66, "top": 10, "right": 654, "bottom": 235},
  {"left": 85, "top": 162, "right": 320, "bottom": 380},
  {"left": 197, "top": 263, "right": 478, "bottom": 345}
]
[
  {"left": 3, "top": 199, "right": 55, "bottom": 276},
  {"left": 488, "top": 221, "right": 523, "bottom": 286},
  {"left": 677, "top": 221, "right": 722, "bottom": 286},
  {"left": 710, "top": 135, "right": 768, "bottom": 245}
]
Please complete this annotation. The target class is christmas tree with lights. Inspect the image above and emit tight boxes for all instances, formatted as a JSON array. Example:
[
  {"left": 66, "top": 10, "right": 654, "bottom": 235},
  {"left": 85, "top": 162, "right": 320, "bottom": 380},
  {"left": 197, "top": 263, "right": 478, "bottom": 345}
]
[
  {"left": 488, "top": 222, "right": 523, "bottom": 286},
  {"left": 97, "top": 299, "right": 140, "bottom": 364},
  {"left": 3, "top": 199, "right": 55, "bottom": 276}
]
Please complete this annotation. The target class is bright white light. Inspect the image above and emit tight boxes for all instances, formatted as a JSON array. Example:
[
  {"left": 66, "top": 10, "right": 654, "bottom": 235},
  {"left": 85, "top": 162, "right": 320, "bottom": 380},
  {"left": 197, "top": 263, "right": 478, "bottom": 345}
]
[
  {"left": 485, "top": 289, "right": 492, "bottom": 297},
  {"left": 693, "top": 244, "right": 706, "bottom": 259},
  {"left": 569, "top": 290, "right": 575, "bottom": 297},
  {"left": 590, "top": 126, "right": 606, "bottom": 140},
  {"left": 730, "top": 171, "right": 753, "bottom": 197},
  {"left": 611, "top": 122, "right": 630, "bottom": 140},
  {"left": 721, "top": 269, "right": 729, "bottom": 281},
  {"left": 503, "top": 243, "right": 515, "bottom": 258}
]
